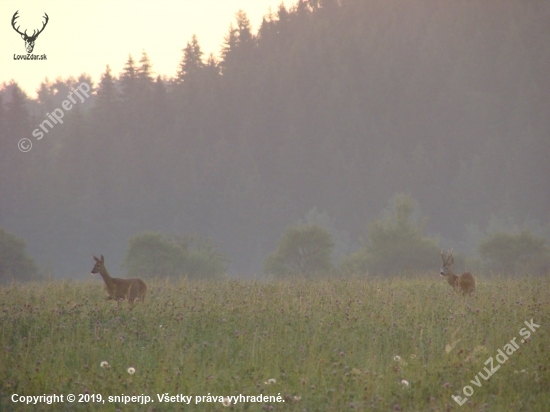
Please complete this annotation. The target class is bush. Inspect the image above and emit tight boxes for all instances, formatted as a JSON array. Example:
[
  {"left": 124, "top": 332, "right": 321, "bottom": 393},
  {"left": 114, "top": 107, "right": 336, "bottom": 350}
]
[
  {"left": 478, "top": 230, "right": 550, "bottom": 275},
  {"left": 0, "top": 227, "right": 39, "bottom": 283},
  {"left": 264, "top": 224, "right": 334, "bottom": 278},
  {"left": 341, "top": 194, "right": 440, "bottom": 275},
  {"left": 122, "top": 232, "right": 228, "bottom": 280}
]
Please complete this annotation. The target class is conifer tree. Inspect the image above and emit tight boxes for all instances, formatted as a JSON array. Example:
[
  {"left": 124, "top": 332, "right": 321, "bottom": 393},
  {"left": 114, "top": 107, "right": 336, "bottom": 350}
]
[
  {"left": 96, "top": 65, "right": 117, "bottom": 110},
  {"left": 120, "top": 55, "right": 137, "bottom": 102},
  {"left": 176, "top": 35, "right": 204, "bottom": 83},
  {"left": 137, "top": 51, "right": 154, "bottom": 94},
  {"left": 5, "top": 83, "right": 30, "bottom": 140}
]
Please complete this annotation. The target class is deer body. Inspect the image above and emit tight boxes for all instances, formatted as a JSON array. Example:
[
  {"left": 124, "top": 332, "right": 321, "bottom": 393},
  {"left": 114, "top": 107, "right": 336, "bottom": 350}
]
[
  {"left": 91, "top": 255, "right": 146, "bottom": 303},
  {"left": 440, "top": 250, "right": 476, "bottom": 295}
]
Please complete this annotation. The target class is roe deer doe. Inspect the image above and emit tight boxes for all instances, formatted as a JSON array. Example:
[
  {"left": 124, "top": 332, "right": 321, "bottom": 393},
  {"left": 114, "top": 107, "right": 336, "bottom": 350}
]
[
  {"left": 440, "top": 249, "right": 476, "bottom": 295},
  {"left": 91, "top": 255, "right": 147, "bottom": 303}
]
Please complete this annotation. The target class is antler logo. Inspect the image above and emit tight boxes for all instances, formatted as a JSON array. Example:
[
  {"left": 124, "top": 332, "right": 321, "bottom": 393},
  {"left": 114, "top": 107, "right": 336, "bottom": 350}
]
[{"left": 11, "top": 11, "right": 49, "bottom": 54}]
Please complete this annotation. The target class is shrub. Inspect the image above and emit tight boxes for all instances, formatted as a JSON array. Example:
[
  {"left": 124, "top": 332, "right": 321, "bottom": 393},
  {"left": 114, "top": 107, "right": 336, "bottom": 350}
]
[
  {"left": 122, "top": 232, "right": 228, "bottom": 280},
  {"left": 478, "top": 230, "right": 550, "bottom": 275},
  {"left": 0, "top": 227, "right": 39, "bottom": 282},
  {"left": 264, "top": 224, "right": 334, "bottom": 278},
  {"left": 341, "top": 194, "right": 440, "bottom": 275}
]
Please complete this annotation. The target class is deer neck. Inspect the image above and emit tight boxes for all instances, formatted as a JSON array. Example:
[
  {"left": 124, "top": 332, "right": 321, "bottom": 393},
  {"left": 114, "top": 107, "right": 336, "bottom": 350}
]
[
  {"left": 446, "top": 270, "right": 459, "bottom": 287},
  {"left": 98, "top": 266, "right": 114, "bottom": 287}
]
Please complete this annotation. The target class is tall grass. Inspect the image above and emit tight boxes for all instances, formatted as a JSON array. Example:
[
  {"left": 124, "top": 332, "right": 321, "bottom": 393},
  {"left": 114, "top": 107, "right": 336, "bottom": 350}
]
[{"left": 1, "top": 276, "right": 549, "bottom": 411}]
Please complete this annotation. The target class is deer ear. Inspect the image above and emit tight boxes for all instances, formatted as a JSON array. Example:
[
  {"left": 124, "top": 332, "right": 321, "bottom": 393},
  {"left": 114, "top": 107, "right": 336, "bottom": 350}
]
[
  {"left": 100, "top": 255, "right": 105, "bottom": 262},
  {"left": 93, "top": 255, "right": 99, "bottom": 262}
]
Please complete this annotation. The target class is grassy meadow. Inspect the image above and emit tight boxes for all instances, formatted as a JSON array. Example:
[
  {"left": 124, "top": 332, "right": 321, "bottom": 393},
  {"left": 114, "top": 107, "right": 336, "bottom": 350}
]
[{"left": 0, "top": 275, "right": 549, "bottom": 411}]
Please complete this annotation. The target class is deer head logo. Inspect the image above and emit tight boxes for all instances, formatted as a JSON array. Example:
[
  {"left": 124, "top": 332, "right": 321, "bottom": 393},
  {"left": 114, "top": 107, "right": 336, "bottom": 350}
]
[{"left": 11, "top": 11, "right": 49, "bottom": 54}]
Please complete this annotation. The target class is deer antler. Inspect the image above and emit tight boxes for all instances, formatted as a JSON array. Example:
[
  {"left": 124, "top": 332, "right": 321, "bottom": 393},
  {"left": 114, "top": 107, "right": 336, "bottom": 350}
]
[
  {"left": 11, "top": 11, "right": 25, "bottom": 37},
  {"left": 441, "top": 249, "right": 454, "bottom": 265},
  {"left": 29, "top": 13, "right": 49, "bottom": 40},
  {"left": 441, "top": 249, "right": 450, "bottom": 265},
  {"left": 11, "top": 11, "right": 49, "bottom": 40}
]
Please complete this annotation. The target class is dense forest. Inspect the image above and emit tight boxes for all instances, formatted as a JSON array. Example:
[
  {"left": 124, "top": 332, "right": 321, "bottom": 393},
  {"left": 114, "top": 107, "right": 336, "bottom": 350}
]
[{"left": 0, "top": 0, "right": 549, "bottom": 277}]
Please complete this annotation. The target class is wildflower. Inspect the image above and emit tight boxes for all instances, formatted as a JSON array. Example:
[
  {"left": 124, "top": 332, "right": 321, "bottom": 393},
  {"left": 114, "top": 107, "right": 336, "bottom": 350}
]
[
  {"left": 100, "top": 361, "right": 110, "bottom": 369},
  {"left": 293, "top": 396, "right": 301, "bottom": 402},
  {"left": 222, "top": 397, "right": 231, "bottom": 406},
  {"left": 264, "top": 378, "right": 277, "bottom": 385},
  {"left": 393, "top": 355, "right": 407, "bottom": 365},
  {"left": 127, "top": 367, "right": 135, "bottom": 375},
  {"left": 400, "top": 379, "right": 409, "bottom": 387}
]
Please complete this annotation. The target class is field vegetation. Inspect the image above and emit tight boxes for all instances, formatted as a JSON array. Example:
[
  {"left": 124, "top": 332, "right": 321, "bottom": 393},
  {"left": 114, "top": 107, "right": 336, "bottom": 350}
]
[{"left": 1, "top": 276, "right": 549, "bottom": 411}]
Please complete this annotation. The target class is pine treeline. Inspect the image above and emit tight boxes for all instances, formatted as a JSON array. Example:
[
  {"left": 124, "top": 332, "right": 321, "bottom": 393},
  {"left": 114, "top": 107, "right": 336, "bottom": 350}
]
[{"left": 0, "top": 0, "right": 549, "bottom": 275}]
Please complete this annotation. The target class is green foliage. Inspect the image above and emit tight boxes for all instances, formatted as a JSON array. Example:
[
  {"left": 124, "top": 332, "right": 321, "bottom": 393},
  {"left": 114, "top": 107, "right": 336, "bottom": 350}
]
[
  {"left": 341, "top": 194, "right": 440, "bottom": 275},
  {"left": 1, "top": 277, "right": 550, "bottom": 411},
  {"left": 122, "top": 232, "right": 228, "bottom": 280},
  {"left": 300, "top": 207, "right": 352, "bottom": 265},
  {"left": 264, "top": 224, "right": 334, "bottom": 278},
  {"left": 0, "top": 228, "right": 39, "bottom": 283},
  {"left": 478, "top": 230, "right": 550, "bottom": 275}
]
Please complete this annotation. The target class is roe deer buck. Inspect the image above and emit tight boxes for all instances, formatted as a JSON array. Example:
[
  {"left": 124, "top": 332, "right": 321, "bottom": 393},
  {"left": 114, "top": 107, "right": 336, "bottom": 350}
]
[
  {"left": 91, "top": 255, "right": 147, "bottom": 303},
  {"left": 440, "top": 250, "right": 476, "bottom": 295}
]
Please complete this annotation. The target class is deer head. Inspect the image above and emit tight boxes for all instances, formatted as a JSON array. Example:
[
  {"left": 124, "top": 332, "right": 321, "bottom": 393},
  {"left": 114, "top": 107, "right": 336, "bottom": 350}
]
[
  {"left": 91, "top": 255, "right": 105, "bottom": 274},
  {"left": 12, "top": 11, "right": 49, "bottom": 54},
  {"left": 440, "top": 249, "right": 455, "bottom": 277}
]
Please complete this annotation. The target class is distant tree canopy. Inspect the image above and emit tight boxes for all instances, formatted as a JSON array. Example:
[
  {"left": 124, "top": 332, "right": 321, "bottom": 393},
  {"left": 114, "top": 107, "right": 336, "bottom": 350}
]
[
  {"left": 0, "top": 228, "right": 39, "bottom": 283},
  {"left": 478, "top": 231, "right": 550, "bottom": 275},
  {"left": 1, "top": 0, "right": 549, "bottom": 276},
  {"left": 341, "top": 194, "right": 440, "bottom": 275},
  {"left": 122, "top": 232, "right": 228, "bottom": 280},
  {"left": 264, "top": 224, "right": 335, "bottom": 278}
]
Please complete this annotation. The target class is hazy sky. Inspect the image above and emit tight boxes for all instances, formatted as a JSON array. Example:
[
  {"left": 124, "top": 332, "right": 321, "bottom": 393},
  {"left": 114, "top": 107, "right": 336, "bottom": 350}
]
[{"left": 1, "top": 0, "right": 294, "bottom": 97}]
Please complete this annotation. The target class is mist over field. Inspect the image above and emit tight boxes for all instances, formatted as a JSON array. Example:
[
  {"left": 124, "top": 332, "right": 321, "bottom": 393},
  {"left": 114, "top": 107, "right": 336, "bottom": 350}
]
[{"left": 1, "top": 0, "right": 549, "bottom": 277}]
